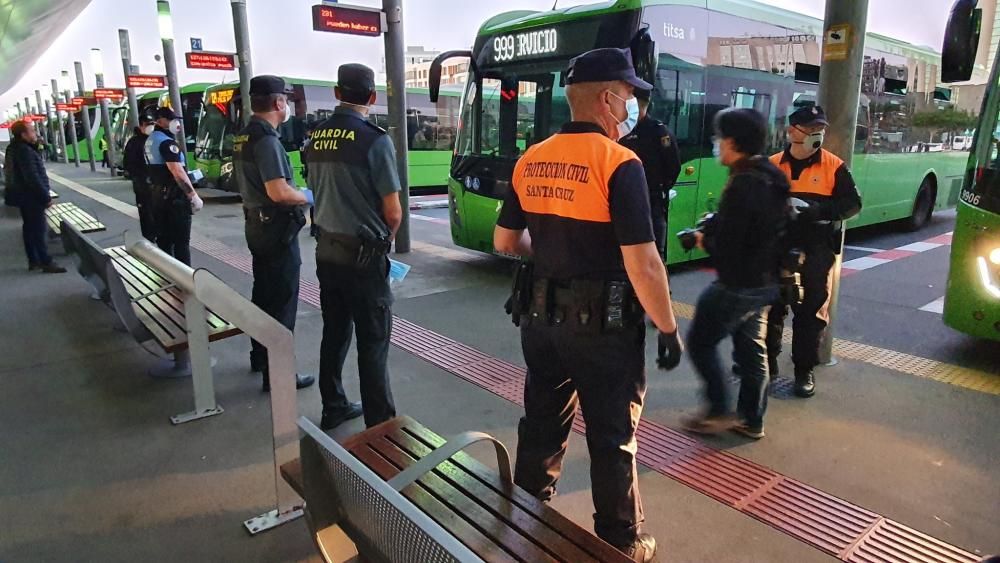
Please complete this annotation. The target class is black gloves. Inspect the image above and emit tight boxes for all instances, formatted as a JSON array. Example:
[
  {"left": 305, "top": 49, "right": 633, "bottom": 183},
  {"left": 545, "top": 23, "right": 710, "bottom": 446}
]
[{"left": 656, "top": 329, "right": 684, "bottom": 371}]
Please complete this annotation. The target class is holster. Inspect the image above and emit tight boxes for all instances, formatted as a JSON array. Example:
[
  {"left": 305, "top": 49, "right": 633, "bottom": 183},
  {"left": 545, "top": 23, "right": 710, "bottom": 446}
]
[
  {"left": 505, "top": 261, "right": 534, "bottom": 327},
  {"left": 244, "top": 206, "right": 305, "bottom": 257},
  {"left": 316, "top": 227, "right": 390, "bottom": 269}
]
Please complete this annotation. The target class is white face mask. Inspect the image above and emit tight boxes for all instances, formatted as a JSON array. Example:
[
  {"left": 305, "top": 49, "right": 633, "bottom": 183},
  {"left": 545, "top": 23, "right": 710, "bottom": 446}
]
[
  {"left": 141, "top": 125, "right": 154, "bottom": 135},
  {"left": 608, "top": 91, "right": 640, "bottom": 140},
  {"left": 168, "top": 119, "right": 182, "bottom": 134},
  {"left": 282, "top": 99, "right": 293, "bottom": 123},
  {"left": 806, "top": 130, "right": 825, "bottom": 150},
  {"left": 712, "top": 139, "right": 722, "bottom": 161}
]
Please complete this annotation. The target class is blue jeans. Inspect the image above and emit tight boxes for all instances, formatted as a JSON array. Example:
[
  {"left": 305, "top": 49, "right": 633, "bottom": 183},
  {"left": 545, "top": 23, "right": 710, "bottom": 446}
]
[
  {"left": 688, "top": 282, "right": 778, "bottom": 427},
  {"left": 20, "top": 205, "right": 51, "bottom": 266}
]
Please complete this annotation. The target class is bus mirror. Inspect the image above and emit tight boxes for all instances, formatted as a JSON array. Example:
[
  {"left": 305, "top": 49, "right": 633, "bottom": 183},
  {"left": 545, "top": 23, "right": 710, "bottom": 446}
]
[
  {"left": 629, "top": 28, "right": 657, "bottom": 87},
  {"left": 429, "top": 50, "right": 475, "bottom": 103},
  {"left": 941, "top": 0, "right": 981, "bottom": 83}
]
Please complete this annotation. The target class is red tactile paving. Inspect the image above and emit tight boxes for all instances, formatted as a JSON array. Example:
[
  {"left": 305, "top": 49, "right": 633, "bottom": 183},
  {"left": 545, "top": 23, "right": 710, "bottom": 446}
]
[
  {"left": 192, "top": 236, "right": 980, "bottom": 563},
  {"left": 869, "top": 249, "right": 919, "bottom": 261}
]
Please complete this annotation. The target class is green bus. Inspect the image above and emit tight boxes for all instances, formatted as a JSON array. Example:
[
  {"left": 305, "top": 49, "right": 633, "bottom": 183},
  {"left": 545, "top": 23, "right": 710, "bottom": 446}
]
[
  {"left": 428, "top": 0, "right": 969, "bottom": 263},
  {"left": 64, "top": 100, "right": 124, "bottom": 164},
  {"left": 112, "top": 85, "right": 212, "bottom": 175},
  {"left": 194, "top": 79, "right": 462, "bottom": 192},
  {"left": 940, "top": 0, "right": 1000, "bottom": 341}
]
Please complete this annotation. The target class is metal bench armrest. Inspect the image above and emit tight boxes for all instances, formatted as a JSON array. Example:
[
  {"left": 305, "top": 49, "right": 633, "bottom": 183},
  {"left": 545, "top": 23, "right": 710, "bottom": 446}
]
[{"left": 386, "top": 432, "right": 513, "bottom": 491}]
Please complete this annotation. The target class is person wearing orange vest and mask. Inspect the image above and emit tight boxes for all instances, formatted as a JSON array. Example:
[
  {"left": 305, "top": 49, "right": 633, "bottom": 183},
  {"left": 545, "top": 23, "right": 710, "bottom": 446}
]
[
  {"left": 493, "top": 47, "right": 683, "bottom": 562},
  {"left": 766, "top": 105, "right": 862, "bottom": 397}
]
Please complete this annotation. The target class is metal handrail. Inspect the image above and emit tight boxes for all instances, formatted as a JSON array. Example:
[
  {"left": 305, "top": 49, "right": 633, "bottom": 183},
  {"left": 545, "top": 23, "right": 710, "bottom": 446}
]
[{"left": 125, "top": 230, "right": 195, "bottom": 294}]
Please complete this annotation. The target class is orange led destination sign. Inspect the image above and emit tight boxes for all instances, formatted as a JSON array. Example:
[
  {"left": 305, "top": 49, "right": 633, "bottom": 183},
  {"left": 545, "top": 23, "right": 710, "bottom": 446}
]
[{"left": 311, "top": 4, "right": 382, "bottom": 37}]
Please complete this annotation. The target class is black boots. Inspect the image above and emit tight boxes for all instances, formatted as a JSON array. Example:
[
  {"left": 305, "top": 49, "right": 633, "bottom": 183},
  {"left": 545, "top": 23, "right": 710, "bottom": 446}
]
[
  {"left": 261, "top": 372, "right": 316, "bottom": 392},
  {"left": 794, "top": 368, "right": 816, "bottom": 398},
  {"left": 320, "top": 402, "right": 364, "bottom": 430}
]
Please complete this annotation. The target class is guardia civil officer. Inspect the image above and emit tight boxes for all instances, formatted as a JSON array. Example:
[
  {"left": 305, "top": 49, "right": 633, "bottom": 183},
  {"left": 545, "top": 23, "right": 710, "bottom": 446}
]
[
  {"left": 766, "top": 106, "right": 862, "bottom": 397},
  {"left": 233, "top": 75, "right": 316, "bottom": 392},
  {"left": 494, "top": 48, "right": 683, "bottom": 562},
  {"left": 145, "top": 107, "right": 203, "bottom": 265},
  {"left": 308, "top": 64, "right": 403, "bottom": 431},
  {"left": 620, "top": 88, "right": 682, "bottom": 259}
]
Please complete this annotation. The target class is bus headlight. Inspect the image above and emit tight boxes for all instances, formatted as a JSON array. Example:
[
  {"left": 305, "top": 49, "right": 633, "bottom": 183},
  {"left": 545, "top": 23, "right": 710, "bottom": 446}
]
[{"left": 977, "top": 256, "right": 1000, "bottom": 299}]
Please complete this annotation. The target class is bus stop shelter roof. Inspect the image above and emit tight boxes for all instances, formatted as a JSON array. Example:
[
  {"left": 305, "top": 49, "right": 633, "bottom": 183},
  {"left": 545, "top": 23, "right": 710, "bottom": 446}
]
[{"left": 0, "top": 0, "right": 91, "bottom": 96}]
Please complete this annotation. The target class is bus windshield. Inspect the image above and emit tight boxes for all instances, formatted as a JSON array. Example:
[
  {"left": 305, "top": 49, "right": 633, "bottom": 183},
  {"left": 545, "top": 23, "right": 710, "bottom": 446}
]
[
  {"left": 965, "top": 61, "right": 1000, "bottom": 215},
  {"left": 457, "top": 66, "right": 567, "bottom": 161},
  {"left": 196, "top": 100, "right": 237, "bottom": 159}
]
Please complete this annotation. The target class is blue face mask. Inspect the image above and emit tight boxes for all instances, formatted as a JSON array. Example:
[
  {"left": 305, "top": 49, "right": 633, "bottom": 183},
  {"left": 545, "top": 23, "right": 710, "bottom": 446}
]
[{"left": 609, "top": 91, "right": 640, "bottom": 140}]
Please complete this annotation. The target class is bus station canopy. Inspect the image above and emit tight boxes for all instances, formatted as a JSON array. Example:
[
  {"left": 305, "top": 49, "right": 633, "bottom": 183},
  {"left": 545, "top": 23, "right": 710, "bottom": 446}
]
[{"left": 0, "top": 0, "right": 91, "bottom": 96}]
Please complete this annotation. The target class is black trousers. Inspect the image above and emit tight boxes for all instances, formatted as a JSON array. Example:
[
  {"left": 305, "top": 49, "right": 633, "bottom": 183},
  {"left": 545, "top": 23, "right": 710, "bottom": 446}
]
[
  {"left": 514, "top": 321, "right": 646, "bottom": 548},
  {"left": 766, "top": 245, "right": 836, "bottom": 372},
  {"left": 248, "top": 235, "right": 301, "bottom": 375},
  {"left": 650, "top": 189, "right": 668, "bottom": 260},
  {"left": 152, "top": 191, "right": 192, "bottom": 266},
  {"left": 131, "top": 179, "right": 156, "bottom": 242},
  {"left": 318, "top": 257, "right": 395, "bottom": 428},
  {"left": 20, "top": 205, "right": 51, "bottom": 266}
]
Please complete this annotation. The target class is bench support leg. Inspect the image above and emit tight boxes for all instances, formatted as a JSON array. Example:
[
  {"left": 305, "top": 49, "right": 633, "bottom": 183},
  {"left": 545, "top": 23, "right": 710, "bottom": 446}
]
[
  {"left": 170, "top": 296, "right": 224, "bottom": 425},
  {"left": 243, "top": 507, "right": 303, "bottom": 535},
  {"left": 149, "top": 349, "right": 193, "bottom": 378}
]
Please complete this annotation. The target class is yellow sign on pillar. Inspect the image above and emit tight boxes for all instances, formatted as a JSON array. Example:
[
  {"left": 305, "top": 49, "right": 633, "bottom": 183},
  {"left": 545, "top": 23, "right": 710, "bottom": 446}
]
[{"left": 823, "top": 24, "right": 851, "bottom": 61}]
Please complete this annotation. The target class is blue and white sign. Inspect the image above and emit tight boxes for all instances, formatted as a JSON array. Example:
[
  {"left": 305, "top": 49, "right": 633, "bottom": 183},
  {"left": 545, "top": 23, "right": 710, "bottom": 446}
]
[{"left": 191, "top": 38, "right": 203, "bottom": 52}]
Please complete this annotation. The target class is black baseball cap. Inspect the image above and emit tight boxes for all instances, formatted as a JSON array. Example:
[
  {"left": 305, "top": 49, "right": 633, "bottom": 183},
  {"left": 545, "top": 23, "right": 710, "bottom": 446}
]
[
  {"left": 338, "top": 63, "right": 376, "bottom": 94},
  {"left": 249, "top": 75, "right": 293, "bottom": 96},
  {"left": 565, "top": 48, "right": 653, "bottom": 90},
  {"left": 139, "top": 113, "right": 154, "bottom": 125},
  {"left": 789, "top": 105, "right": 828, "bottom": 127},
  {"left": 154, "top": 107, "right": 177, "bottom": 120}
]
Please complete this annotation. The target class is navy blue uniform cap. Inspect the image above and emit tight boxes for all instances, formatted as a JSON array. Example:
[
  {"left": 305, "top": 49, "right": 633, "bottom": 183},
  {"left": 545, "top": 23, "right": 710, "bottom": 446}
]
[
  {"left": 154, "top": 107, "right": 177, "bottom": 120},
  {"left": 789, "top": 105, "right": 829, "bottom": 127},
  {"left": 565, "top": 48, "right": 653, "bottom": 90},
  {"left": 338, "top": 63, "right": 376, "bottom": 93},
  {"left": 249, "top": 75, "right": 293, "bottom": 96}
]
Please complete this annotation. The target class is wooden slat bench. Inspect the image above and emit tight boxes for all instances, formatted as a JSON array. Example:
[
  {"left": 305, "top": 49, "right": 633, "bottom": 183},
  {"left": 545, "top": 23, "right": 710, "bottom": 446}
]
[
  {"left": 45, "top": 202, "right": 104, "bottom": 235},
  {"left": 60, "top": 220, "right": 112, "bottom": 302},
  {"left": 283, "top": 416, "right": 631, "bottom": 563},
  {"left": 105, "top": 245, "right": 241, "bottom": 353}
]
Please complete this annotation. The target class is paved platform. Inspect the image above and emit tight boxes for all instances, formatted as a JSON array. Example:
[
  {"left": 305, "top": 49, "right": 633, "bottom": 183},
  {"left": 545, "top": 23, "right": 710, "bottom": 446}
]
[{"left": 1, "top": 160, "right": 998, "bottom": 562}]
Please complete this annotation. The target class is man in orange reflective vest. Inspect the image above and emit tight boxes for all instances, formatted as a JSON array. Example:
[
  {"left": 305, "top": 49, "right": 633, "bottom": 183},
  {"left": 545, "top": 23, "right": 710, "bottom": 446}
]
[
  {"left": 766, "top": 105, "right": 861, "bottom": 397},
  {"left": 493, "top": 48, "right": 683, "bottom": 562}
]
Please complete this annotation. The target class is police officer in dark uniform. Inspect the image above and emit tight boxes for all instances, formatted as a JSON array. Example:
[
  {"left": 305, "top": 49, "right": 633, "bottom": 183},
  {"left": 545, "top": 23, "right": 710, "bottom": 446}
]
[
  {"left": 307, "top": 64, "right": 403, "bottom": 431},
  {"left": 620, "top": 88, "right": 682, "bottom": 259},
  {"left": 766, "top": 106, "right": 862, "bottom": 397},
  {"left": 494, "top": 48, "right": 683, "bottom": 562},
  {"left": 233, "top": 75, "right": 316, "bottom": 392},
  {"left": 123, "top": 115, "right": 155, "bottom": 241},
  {"left": 145, "top": 107, "right": 203, "bottom": 265}
]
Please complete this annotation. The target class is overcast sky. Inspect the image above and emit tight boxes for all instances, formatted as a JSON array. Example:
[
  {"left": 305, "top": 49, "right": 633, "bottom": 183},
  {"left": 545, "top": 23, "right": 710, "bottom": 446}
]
[{"left": 1, "top": 0, "right": 954, "bottom": 113}]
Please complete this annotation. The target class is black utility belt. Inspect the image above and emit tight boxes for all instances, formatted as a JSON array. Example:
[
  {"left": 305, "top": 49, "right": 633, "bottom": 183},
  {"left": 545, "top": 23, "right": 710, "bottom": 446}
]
[
  {"left": 244, "top": 206, "right": 302, "bottom": 223},
  {"left": 514, "top": 275, "right": 642, "bottom": 332},
  {"left": 315, "top": 228, "right": 391, "bottom": 268}
]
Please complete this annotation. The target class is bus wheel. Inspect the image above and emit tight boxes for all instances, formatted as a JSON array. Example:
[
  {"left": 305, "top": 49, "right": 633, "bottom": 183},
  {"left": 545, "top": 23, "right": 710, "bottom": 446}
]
[{"left": 904, "top": 178, "right": 934, "bottom": 231}]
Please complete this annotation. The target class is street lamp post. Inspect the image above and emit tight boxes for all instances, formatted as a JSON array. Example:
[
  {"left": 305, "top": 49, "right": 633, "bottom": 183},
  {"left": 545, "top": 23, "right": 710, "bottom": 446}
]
[
  {"left": 50, "top": 79, "right": 68, "bottom": 162},
  {"left": 34, "top": 89, "right": 47, "bottom": 145},
  {"left": 61, "top": 71, "right": 81, "bottom": 167},
  {"left": 73, "top": 62, "right": 97, "bottom": 171},
  {"left": 119, "top": 29, "right": 140, "bottom": 129},
  {"left": 158, "top": 0, "right": 186, "bottom": 147},
  {"left": 91, "top": 48, "right": 118, "bottom": 175}
]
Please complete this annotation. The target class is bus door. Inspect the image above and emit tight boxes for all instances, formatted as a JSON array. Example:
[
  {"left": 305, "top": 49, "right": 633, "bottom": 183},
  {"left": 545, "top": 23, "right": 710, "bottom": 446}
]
[{"left": 655, "top": 66, "right": 703, "bottom": 263}]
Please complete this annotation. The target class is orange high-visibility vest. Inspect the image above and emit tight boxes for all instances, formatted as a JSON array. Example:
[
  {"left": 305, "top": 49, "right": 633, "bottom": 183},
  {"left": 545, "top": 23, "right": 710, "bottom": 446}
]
[{"left": 769, "top": 149, "right": 842, "bottom": 197}]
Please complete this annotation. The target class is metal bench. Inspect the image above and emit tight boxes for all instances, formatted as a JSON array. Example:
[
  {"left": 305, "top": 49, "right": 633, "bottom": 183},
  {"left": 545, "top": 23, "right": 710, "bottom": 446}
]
[
  {"left": 101, "top": 231, "right": 241, "bottom": 424},
  {"left": 281, "top": 416, "right": 631, "bottom": 563},
  {"left": 45, "top": 201, "right": 105, "bottom": 235},
  {"left": 60, "top": 220, "right": 112, "bottom": 302}
]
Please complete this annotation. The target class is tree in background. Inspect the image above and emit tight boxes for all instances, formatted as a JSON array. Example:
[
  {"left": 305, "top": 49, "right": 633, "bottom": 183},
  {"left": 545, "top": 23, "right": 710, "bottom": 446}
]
[{"left": 912, "top": 107, "right": 978, "bottom": 147}]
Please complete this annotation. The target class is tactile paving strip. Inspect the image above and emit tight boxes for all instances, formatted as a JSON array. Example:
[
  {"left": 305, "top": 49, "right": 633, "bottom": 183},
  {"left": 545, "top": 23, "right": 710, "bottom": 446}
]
[{"left": 188, "top": 237, "right": 981, "bottom": 563}]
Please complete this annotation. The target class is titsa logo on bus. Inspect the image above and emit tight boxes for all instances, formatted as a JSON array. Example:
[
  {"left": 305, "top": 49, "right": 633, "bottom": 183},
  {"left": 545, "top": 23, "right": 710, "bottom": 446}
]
[{"left": 312, "top": 127, "right": 355, "bottom": 151}]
